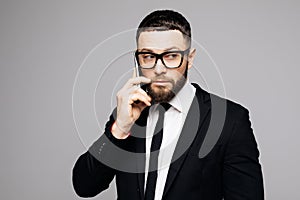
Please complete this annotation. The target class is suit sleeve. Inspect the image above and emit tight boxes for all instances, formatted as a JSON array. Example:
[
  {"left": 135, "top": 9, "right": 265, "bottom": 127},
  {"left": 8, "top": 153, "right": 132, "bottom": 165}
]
[
  {"left": 72, "top": 110, "right": 130, "bottom": 197},
  {"left": 223, "top": 108, "right": 264, "bottom": 200}
]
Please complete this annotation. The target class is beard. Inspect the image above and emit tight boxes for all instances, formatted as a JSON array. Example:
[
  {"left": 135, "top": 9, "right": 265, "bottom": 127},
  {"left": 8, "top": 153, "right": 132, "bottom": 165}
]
[{"left": 145, "top": 65, "right": 188, "bottom": 103}]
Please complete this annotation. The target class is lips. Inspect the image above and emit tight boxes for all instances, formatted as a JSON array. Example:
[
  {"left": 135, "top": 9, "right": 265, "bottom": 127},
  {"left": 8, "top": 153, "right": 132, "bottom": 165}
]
[
  {"left": 153, "top": 80, "right": 169, "bottom": 83},
  {"left": 152, "top": 80, "right": 171, "bottom": 86}
]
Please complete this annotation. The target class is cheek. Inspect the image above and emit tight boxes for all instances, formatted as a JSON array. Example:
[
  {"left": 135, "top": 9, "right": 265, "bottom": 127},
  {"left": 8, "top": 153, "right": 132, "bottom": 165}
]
[
  {"left": 169, "top": 69, "right": 186, "bottom": 82},
  {"left": 140, "top": 69, "right": 152, "bottom": 78}
]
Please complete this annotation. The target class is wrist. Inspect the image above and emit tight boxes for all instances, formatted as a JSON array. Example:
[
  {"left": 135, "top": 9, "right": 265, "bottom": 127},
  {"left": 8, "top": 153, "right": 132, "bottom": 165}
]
[{"left": 111, "top": 121, "right": 131, "bottom": 139}]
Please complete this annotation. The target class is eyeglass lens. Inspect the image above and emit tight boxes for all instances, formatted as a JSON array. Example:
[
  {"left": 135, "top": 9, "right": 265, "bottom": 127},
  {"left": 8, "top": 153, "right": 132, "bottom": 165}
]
[{"left": 137, "top": 52, "right": 183, "bottom": 68}]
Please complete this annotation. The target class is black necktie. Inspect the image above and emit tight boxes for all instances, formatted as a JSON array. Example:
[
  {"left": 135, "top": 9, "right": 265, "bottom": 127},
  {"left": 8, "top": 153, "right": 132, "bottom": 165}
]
[{"left": 145, "top": 103, "right": 171, "bottom": 200}]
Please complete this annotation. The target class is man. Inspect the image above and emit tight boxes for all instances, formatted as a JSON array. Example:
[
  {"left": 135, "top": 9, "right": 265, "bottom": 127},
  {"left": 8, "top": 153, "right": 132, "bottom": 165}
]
[{"left": 72, "top": 10, "right": 264, "bottom": 200}]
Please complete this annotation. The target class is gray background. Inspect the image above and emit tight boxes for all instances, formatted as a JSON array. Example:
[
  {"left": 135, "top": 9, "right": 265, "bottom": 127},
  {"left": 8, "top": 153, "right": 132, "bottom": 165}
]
[{"left": 1, "top": 0, "right": 299, "bottom": 199}]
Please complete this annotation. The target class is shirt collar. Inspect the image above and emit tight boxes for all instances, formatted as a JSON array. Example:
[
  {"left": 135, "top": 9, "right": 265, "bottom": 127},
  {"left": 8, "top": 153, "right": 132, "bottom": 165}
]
[{"left": 168, "top": 80, "right": 196, "bottom": 114}]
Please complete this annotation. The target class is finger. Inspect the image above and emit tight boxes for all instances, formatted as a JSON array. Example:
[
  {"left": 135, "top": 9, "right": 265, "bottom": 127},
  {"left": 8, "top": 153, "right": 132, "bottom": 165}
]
[
  {"left": 136, "top": 88, "right": 150, "bottom": 100},
  {"left": 129, "top": 93, "right": 151, "bottom": 106},
  {"left": 124, "top": 76, "right": 151, "bottom": 89},
  {"left": 128, "top": 86, "right": 151, "bottom": 101},
  {"left": 130, "top": 93, "right": 151, "bottom": 105},
  {"left": 128, "top": 76, "right": 151, "bottom": 86},
  {"left": 134, "top": 101, "right": 149, "bottom": 112}
]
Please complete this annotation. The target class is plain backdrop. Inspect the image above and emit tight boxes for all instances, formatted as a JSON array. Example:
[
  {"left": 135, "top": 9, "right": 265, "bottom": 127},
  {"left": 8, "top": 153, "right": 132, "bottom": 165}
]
[{"left": 0, "top": 0, "right": 299, "bottom": 199}]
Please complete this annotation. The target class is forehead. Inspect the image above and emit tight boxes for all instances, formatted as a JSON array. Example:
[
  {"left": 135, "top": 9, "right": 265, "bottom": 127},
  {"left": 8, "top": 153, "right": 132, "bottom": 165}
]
[{"left": 137, "top": 30, "right": 187, "bottom": 50}]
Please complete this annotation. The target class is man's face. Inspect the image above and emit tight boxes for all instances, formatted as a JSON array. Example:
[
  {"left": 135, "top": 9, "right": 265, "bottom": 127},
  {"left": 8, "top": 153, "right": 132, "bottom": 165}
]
[{"left": 137, "top": 30, "right": 195, "bottom": 103}]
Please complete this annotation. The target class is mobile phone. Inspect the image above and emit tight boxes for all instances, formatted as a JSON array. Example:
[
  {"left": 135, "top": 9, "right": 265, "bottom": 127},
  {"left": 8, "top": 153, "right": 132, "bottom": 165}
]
[
  {"left": 133, "top": 54, "right": 149, "bottom": 93},
  {"left": 133, "top": 55, "right": 141, "bottom": 88}
]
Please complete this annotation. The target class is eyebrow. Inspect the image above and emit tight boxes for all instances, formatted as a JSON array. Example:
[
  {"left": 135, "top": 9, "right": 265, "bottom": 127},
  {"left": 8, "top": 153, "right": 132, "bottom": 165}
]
[{"left": 139, "top": 46, "right": 182, "bottom": 52}]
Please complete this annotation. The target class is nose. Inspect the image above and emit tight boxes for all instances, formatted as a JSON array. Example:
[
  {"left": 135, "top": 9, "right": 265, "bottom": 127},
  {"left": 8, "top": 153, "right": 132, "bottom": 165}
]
[{"left": 154, "top": 58, "right": 167, "bottom": 75}]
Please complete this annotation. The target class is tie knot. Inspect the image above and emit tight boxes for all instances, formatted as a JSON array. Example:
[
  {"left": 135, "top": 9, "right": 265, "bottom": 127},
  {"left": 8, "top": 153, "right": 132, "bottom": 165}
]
[{"left": 159, "top": 103, "right": 171, "bottom": 112}]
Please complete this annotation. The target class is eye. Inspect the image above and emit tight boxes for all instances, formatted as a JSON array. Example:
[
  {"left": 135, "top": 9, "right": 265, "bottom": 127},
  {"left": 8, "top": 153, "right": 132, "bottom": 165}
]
[
  {"left": 164, "top": 53, "right": 180, "bottom": 60},
  {"left": 142, "top": 54, "right": 155, "bottom": 60}
]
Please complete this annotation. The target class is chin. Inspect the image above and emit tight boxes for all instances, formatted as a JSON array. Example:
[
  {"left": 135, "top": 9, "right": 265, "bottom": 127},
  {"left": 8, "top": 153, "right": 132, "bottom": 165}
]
[{"left": 148, "top": 85, "right": 175, "bottom": 103}]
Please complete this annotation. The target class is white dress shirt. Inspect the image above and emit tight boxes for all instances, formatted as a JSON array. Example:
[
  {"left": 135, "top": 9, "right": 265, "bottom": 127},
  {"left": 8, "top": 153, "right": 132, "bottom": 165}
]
[{"left": 144, "top": 81, "right": 196, "bottom": 200}]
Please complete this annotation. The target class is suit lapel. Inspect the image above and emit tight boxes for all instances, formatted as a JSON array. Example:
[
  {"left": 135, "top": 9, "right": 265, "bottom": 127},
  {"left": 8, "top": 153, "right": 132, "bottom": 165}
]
[
  {"left": 163, "top": 84, "right": 211, "bottom": 197},
  {"left": 132, "top": 84, "right": 212, "bottom": 198}
]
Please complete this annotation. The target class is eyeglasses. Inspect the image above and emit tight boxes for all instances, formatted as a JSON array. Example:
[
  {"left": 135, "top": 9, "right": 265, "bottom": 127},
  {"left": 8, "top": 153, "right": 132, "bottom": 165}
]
[{"left": 135, "top": 48, "right": 190, "bottom": 69}]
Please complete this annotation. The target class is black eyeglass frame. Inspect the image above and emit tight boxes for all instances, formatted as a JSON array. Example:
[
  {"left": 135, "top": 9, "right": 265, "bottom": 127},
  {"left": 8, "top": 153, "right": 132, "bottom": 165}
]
[{"left": 135, "top": 48, "right": 190, "bottom": 69}]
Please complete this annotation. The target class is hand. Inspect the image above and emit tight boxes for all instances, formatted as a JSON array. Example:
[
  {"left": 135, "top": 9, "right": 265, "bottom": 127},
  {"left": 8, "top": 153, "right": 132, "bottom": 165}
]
[{"left": 111, "top": 70, "right": 151, "bottom": 139}]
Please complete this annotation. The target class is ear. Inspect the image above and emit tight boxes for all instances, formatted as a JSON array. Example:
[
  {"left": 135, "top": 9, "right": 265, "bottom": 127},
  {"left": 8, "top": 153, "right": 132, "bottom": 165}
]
[{"left": 187, "top": 48, "right": 196, "bottom": 69}]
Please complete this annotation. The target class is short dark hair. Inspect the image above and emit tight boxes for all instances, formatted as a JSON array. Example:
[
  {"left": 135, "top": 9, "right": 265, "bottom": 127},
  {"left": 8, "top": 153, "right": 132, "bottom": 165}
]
[{"left": 136, "top": 10, "right": 191, "bottom": 47}]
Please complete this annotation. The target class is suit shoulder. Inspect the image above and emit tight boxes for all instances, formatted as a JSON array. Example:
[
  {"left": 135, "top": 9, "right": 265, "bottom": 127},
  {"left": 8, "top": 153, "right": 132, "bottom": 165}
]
[
  {"left": 193, "top": 83, "right": 249, "bottom": 119},
  {"left": 213, "top": 92, "right": 249, "bottom": 118},
  {"left": 225, "top": 97, "right": 249, "bottom": 117}
]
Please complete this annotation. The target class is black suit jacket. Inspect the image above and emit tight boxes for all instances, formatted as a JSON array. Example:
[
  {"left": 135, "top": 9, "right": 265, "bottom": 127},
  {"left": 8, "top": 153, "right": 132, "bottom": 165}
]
[{"left": 72, "top": 83, "right": 264, "bottom": 199}]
